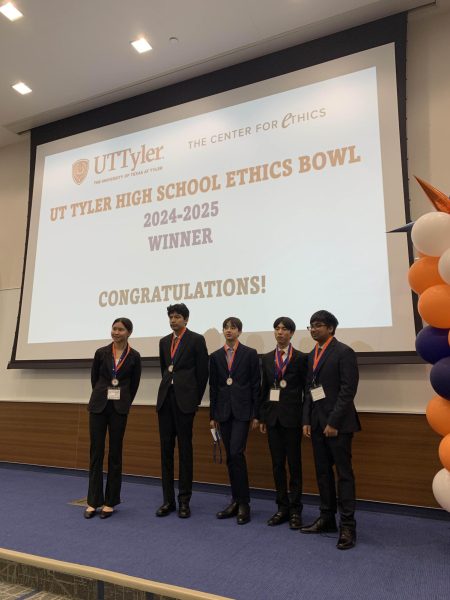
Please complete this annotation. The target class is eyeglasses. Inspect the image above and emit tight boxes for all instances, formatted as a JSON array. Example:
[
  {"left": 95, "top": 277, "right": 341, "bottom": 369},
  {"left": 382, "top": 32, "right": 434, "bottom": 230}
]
[{"left": 307, "top": 323, "right": 327, "bottom": 331}]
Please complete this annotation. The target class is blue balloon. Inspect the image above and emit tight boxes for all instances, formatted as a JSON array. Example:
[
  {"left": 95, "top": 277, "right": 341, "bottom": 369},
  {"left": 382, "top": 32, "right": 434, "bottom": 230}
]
[
  {"left": 430, "top": 357, "right": 450, "bottom": 400},
  {"left": 415, "top": 326, "right": 450, "bottom": 364}
]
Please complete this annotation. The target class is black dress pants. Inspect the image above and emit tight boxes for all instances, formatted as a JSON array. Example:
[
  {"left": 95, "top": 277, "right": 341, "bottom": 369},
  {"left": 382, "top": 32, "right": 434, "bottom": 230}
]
[
  {"left": 267, "top": 421, "right": 302, "bottom": 513},
  {"left": 158, "top": 387, "right": 195, "bottom": 504},
  {"left": 220, "top": 417, "right": 250, "bottom": 504},
  {"left": 311, "top": 429, "right": 356, "bottom": 529},
  {"left": 87, "top": 401, "right": 128, "bottom": 508}
]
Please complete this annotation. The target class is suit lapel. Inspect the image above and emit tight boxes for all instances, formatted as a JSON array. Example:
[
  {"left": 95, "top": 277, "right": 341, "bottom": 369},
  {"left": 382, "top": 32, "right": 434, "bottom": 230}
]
[
  {"left": 312, "top": 337, "right": 337, "bottom": 376},
  {"left": 230, "top": 342, "right": 244, "bottom": 374},
  {"left": 173, "top": 328, "right": 190, "bottom": 365},
  {"left": 284, "top": 348, "right": 298, "bottom": 374}
]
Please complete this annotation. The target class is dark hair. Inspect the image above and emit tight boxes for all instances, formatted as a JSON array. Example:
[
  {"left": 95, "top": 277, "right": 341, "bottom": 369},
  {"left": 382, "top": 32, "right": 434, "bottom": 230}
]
[
  {"left": 310, "top": 310, "right": 339, "bottom": 334},
  {"left": 112, "top": 317, "right": 133, "bottom": 333},
  {"left": 167, "top": 303, "right": 189, "bottom": 319},
  {"left": 273, "top": 316, "right": 296, "bottom": 333},
  {"left": 222, "top": 317, "right": 243, "bottom": 331}
]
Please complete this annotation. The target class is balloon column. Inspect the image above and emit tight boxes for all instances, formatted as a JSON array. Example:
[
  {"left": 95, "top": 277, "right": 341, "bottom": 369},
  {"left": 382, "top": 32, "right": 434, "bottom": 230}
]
[{"left": 408, "top": 177, "right": 450, "bottom": 511}]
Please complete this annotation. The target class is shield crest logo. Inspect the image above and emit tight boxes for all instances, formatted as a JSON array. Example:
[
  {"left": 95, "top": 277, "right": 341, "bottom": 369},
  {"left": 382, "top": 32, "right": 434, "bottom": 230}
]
[{"left": 72, "top": 159, "right": 89, "bottom": 185}]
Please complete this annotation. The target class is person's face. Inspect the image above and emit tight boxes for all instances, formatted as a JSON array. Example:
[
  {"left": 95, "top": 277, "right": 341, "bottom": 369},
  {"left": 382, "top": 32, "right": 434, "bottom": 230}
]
[
  {"left": 274, "top": 323, "right": 294, "bottom": 348},
  {"left": 169, "top": 312, "right": 188, "bottom": 333},
  {"left": 223, "top": 321, "right": 241, "bottom": 345},
  {"left": 111, "top": 321, "right": 130, "bottom": 345},
  {"left": 308, "top": 321, "right": 333, "bottom": 345}
]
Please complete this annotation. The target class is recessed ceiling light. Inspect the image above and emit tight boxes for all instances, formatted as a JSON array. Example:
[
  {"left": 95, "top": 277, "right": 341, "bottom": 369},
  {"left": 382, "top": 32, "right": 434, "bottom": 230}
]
[
  {"left": 169, "top": 37, "right": 179, "bottom": 45},
  {"left": 0, "top": 2, "right": 23, "bottom": 21},
  {"left": 131, "top": 38, "right": 152, "bottom": 54},
  {"left": 12, "top": 81, "right": 32, "bottom": 95}
]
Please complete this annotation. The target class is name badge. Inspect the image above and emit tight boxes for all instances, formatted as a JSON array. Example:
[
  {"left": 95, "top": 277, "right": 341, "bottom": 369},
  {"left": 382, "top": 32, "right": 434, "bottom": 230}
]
[
  {"left": 311, "top": 385, "right": 325, "bottom": 402},
  {"left": 107, "top": 387, "right": 121, "bottom": 400},
  {"left": 269, "top": 389, "right": 280, "bottom": 402}
]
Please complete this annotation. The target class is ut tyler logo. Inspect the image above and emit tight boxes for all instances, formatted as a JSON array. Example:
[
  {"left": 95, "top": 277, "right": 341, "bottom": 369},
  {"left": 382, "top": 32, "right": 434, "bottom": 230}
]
[{"left": 72, "top": 159, "right": 89, "bottom": 185}]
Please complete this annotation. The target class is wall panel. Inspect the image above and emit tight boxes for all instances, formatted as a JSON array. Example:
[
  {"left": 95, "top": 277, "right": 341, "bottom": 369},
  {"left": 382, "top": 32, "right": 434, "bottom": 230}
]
[{"left": 0, "top": 402, "right": 440, "bottom": 507}]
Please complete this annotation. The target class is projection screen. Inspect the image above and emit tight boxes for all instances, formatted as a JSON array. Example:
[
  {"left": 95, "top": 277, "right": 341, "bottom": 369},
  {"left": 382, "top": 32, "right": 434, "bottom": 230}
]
[{"left": 12, "top": 41, "right": 417, "bottom": 363}]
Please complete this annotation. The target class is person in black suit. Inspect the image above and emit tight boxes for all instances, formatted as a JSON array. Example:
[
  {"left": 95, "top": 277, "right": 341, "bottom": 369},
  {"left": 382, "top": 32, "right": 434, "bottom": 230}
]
[
  {"left": 256, "top": 317, "right": 307, "bottom": 530},
  {"left": 156, "top": 303, "right": 209, "bottom": 518},
  {"left": 300, "top": 310, "right": 360, "bottom": 550},
  {"left": 209, "top": 317, "right": 260, "bottom": 525},
  {"left": 84, "top": 317, "right": 141, "bottom": 519}
]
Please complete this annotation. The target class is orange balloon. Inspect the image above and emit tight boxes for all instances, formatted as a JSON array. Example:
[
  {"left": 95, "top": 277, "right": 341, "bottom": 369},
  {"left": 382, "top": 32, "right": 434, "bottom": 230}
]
[
  {"left": 418, "top": 284, "right": 450, "bottom": 328},
  {"left": 426, "top": 395, "right": 450, "bottom": 436},
  {"left": 439, "top": 434, "right": 450, "bottom": 470},
  {"left": 408, "top": 257, "right": 444, "bottom": 294}
]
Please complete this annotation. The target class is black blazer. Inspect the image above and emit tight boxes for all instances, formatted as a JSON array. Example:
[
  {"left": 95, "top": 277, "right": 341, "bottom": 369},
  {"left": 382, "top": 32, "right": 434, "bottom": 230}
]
[
  {"left": 157, "top": 329, "right": 209, "bottom": 414},
  {"left": 209, "top": 343, "right": 260, "bottom": 422},
  {"left": 88, "top": 344, "right": 142, "bottom": 415},
  {"left": 302, "top": 337, "right": 360, "bottom": 433},
  {"left": 258, "top": 348, "right": 307, "bottom": 428}
]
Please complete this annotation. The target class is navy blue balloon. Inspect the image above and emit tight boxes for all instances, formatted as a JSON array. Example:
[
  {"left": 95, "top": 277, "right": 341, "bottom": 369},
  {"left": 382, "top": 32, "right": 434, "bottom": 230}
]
[
  {"left": 415, "top": 326, "right": 450, "bottom": 364},
  {"left": 430, "top": 357, "right": 450, "bottom": 400}
]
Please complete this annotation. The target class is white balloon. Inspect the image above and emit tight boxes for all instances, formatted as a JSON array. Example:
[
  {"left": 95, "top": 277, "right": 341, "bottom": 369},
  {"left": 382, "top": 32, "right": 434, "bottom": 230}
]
[
  {"left": 411, "top": 212, "right": 450, "bottom": 257},
  {"left": 432, "top": 468, "right": 450, "bottom": 512},
  {"left": 438, "top": 248, "right": 450, "bottom": 284}
]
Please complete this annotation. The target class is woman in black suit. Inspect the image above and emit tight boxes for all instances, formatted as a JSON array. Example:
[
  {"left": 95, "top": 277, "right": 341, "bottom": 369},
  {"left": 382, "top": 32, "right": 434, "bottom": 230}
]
[{"left": 84, "top": 318, "right": 141, "bottom": 519}]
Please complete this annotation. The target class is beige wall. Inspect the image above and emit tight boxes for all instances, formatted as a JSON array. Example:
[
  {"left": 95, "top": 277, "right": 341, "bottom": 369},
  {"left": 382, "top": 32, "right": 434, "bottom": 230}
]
[
  {"left": 0, "top": 140, "right": 29, "bottom": 290},
  {"left": 1, "top": 4, "right": 449, "bottom": 412}
]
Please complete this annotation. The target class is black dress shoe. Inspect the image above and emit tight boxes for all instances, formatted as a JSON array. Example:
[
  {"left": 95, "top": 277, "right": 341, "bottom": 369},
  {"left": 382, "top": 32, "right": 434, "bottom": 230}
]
[
  {"left": 300, "top": 516, "right": 337, "bottom": 534},
  {"left": 337, "top": 527, "right": 356, "bottom": 550},
  {"left": 99, "top": 509, "right": 114, "bottom": 519},
  {"left": 156, "top": 502, "right": 176, "bottom": 517},
  {"left": 178, "top": 503, "right": 191, "bottom": 518},
  {"left": 267, "top": 511, "right": 289, "bottom": 526},
  {"left": 216, "top": 502, "right": 239, "bottom": 519},
  {"left": 289, "top": 513, "right": 302, "bottom": 530},
  {"left": 84, "top": 509, "right": 96, "bottom": 519},
  {"left": 237, "top": 503, "right": 251, "bottom": 525}
]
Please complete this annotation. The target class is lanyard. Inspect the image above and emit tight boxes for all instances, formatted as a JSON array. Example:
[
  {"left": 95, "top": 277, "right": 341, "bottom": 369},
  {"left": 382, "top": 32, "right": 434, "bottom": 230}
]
[
  {"left": 213, "top": 426, "right": 223, "bottom": 464},
  {"left": 312, "top": 337, "right": 333, "bottom": 373},
  {"left": 223, "top": 341, "right": 239, "bottom": 375},
  {"left": 170, "top": 329, "right": 186, "bottom": 362},
  {"left": 274, "top": 344, "right": 292, "bottom": 381},
  {"left": 111, "top": 344, "right": 130, "bottom": 379}
]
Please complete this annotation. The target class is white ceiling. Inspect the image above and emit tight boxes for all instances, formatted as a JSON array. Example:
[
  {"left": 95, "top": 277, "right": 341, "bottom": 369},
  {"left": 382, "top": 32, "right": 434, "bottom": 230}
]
[{"left": 0, "top": 0, "right": 439, "bottom": 148}]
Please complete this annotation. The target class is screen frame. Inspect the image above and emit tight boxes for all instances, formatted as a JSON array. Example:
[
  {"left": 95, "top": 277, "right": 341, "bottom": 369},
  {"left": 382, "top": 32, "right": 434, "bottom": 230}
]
[{"left": 9, "top": 11, "right": 421, "bottom": 369}]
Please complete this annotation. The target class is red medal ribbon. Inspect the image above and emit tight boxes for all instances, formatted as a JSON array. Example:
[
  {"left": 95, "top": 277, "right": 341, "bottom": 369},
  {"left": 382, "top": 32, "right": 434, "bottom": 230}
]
[
  {"left": 275, "top": 344, "right": 293, "bottom": 380},
  {"left": 223, "top": 341, "right": 239, "bottom": 375},
  {"left": 112, "top": 344, "right": 131, "bottom": 378},
  {"left": 312, "top": 337, "right": 333, "bottom": 372},
  {"left": 170, "top": 328, "right": 186, "bottom": 360}
]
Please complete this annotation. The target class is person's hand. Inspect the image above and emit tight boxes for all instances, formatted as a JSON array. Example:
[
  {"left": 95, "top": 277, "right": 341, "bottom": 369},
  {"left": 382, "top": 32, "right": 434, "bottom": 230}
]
[
  {"left": 303, "top": 425, "right": 311, "bottom": 438},
  {"left": 259, "top": 423, "right": 267, "bottom": 434},
  {"left": 210, "top": 419, "right": 218, "bottom": 429},
  {"left": 324, "top": 424, "right": 338, "bottom": 437},
  {"left": 251, "top": 418, "right": 259, "bottom": 430}
]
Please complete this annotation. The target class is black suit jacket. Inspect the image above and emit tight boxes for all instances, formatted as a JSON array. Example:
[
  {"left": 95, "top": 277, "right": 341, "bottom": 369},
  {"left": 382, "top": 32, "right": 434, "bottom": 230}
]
[
  {"left": 258, "top": 348, "right": 307, "bottom": 428},
  {"left": 302, "top": 337, "right": 360, "bottom": 433},
  {"left": 88, "top": 344, "right": 142, "bottom": 415},
  {"left": 157, "top": 329, "right": 209, "bottom": 414},
  {"left": 209, "top": 343, "right": 260, "bottom": 422}
]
